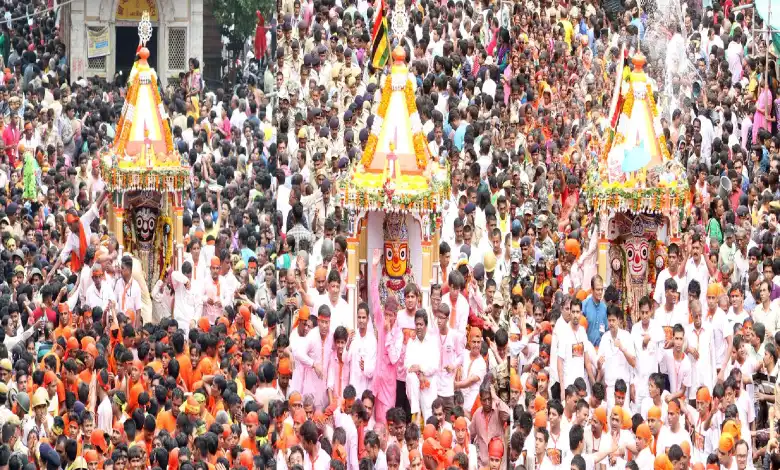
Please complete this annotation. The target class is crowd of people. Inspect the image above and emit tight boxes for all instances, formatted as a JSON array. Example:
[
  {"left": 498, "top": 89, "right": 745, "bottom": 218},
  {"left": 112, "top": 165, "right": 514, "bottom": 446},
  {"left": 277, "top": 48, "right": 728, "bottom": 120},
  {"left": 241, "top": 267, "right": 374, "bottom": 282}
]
[{"left": 0, "top": 0, "right": 774, "bottom": 469}]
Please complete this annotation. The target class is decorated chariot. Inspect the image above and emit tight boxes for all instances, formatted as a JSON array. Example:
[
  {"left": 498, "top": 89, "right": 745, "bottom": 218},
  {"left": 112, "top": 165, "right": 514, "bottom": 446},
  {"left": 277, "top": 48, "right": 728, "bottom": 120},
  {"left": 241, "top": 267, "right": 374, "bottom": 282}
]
[
  {"left": 99, "top": 12, "right": 190, "bottom": 308},
  {"left": 584, "top": 49, "right": 691, "bottom": 322},
  {"left": 337, "top": 29, "right": 450, "bottom": 322}
]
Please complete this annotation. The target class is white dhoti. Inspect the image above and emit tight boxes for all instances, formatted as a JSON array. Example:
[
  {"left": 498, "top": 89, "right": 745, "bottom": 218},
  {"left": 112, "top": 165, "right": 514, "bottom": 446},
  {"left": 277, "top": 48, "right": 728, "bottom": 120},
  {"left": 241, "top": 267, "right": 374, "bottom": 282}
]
[{"left": 406, "top": 372, "right": 438, "bottom": 420}]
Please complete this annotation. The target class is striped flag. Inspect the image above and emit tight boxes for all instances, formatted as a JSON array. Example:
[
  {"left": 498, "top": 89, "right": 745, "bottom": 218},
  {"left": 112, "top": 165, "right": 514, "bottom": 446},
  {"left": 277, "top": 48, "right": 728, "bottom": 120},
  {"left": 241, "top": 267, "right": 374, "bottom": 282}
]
[{"left": 370, "top": 0, "right": 389, "bottom": 69}]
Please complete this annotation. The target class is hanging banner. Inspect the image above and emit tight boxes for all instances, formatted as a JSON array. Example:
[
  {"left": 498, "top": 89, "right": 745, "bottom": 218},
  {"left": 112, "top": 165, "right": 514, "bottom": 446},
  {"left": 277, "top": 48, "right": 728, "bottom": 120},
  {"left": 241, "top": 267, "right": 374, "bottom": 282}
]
[
  {"left": 116, "top": 0, "right": 159, "bottom": 21},
  {"left": 87, "top": 27, "right": 110, "bottom": 58}
]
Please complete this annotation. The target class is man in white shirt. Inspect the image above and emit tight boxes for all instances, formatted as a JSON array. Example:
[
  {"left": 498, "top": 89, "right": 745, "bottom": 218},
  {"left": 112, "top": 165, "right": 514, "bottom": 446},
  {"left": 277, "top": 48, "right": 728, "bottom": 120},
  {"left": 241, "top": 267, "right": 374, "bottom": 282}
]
[
  {"left": 84, "top": 264, "right": 116, "bottom": 311},
  {"left": 442, "top": 271, "right": 470, "bottom": 335},
  {"left": 685, "top": 235, "right": 712, "bottom": 310},
  {"left": 171, "top": 262, "right": 203, "bottom": 335},
  {"left": 633, "top": 423, "right": 655, "bottom": 469},
  {"left": 404, "top": 310, "right": 440, "bottom": 422},
  {"left": 435, "top": 304, "right": 464, "bottom": 414},
  {"left": 301, "top": 420, "right": 331, "bottom": 470},
  {"left": 653, "top": 243, "right": 688, "bottom": 308},
  {"left": 753, "top": 280, "right": 780, "bottom": 338},
  {"left": 660, "top": 324, "right": 693, "bottom": 401},
  {"left": 597, "top": 306, "right": 637, "bottom": 408},
  {"left": 322, "top": 270, "right": 352, "bottom": 330},
  {"left": 557, "top": 299, "right": 594, "bottom": 393},
  {"left": 654, "top": 278, "right": 689, "bottom": 345},
  {"left": 113, "top": 255, "right": 143, "bottom": 318},
  {"left": 95, "top": 370, "right": 113, "bottom": 434},
  {"left": 654, "top": 398, "right": 692, "bottom": 454},
  {"left": 346, "top": 304, "right": 376, "bottom": 398},
  {"left": 685, "top": 300, "right": 717, "bottom": 403},
  {"left": 632, "top": 295, "right": 665, "bottom": 410},
  {"left": 455, "top": 328, "right": 487, "bottom": 414}
]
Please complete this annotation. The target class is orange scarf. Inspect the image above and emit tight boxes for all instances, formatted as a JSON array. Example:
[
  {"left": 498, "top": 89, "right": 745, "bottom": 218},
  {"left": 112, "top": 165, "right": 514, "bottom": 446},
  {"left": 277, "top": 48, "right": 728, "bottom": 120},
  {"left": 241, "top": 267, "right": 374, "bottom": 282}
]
[{"left": 67, "top": 213, "right": 87, "bottom": 272}]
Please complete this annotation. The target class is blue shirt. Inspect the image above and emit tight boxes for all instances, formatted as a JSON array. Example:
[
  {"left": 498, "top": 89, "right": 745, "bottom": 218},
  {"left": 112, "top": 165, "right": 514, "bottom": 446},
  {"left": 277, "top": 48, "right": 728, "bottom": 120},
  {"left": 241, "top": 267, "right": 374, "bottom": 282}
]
[{"left": 583, "top": 297, "right": 607, "bottom": 346}]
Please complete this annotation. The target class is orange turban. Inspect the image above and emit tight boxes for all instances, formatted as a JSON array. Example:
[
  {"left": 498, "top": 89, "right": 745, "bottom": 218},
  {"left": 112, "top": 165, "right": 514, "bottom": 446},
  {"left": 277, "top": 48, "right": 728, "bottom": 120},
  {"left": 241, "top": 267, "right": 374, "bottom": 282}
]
[
  {"left": 440, "top": 430, "right": 453, "bottom": 449},
  {"left": 533, "top": 395, "right": 547, "bottom": 413},
  {"left": 564, "top": 238, "right": 581, "bottom": 257},
  {"left": 636, "top": 423, "right": 652, "bottom": 441},
  {"left": 667, "top": 400, "right": 680, "bottom": 413},
  {"left": 680, "top": 440, "right": 691, "bottom": 457},
  {"left": 278, "top": 358, "right": 292, "bottom": 376},
  {"left": 594, "top": 407, "right": 608, "bottom": 427},
  {"left": 293, "top": 305, "right": 310, "bottom": 328},
  {"left": 289, "top": 392, "right": 302, "bottom": 406},
  {"left": 707, "top": 283, "right": 724, "bottom": 296},
  {"left": 293, "top": 409, "right": 306, "bottom": 424},
  {"left": 534, "top": 410, "right": 547, "bottom": 428},
  {"left": 722, "top": 420, "right": 741, "bottom": 441},
  {"left": 648, "top": 406, "right": 662, "bottom": 419},
  {"left": 488, "top": 437, "right": 504, "bottom": 459},
  {"left": 421, "top": 438, "right": 447, "bottom": 466},
  {"left": 654, "top": 454, "right": 673, "bottom": 470},
  {"left": 719, "top": 433, "right": 734, "bottom": 452},
  {"left": 696, "top": 387, "right": 712, "bottom": 402},
  {"left": 423, "top": 424, "right": 438, "bottom": 440},
  {"left": 622, "top": 408, "right": 632, "bottom": 430},
  {"left": 510, "top": 373, "right": 523, "bottom": 392}
]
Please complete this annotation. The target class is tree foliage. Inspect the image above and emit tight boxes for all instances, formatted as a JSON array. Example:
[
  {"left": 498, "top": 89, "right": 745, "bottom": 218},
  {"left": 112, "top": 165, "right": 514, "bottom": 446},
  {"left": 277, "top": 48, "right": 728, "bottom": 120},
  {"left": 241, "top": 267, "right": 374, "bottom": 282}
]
[{"left": 213, "top": 0, "right": 274, "bottom": 51}]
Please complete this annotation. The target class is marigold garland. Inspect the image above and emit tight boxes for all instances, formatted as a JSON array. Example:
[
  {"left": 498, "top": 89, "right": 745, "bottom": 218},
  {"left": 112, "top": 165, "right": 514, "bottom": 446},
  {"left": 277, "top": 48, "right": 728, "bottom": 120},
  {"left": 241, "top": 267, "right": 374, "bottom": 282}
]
[
  {"left": 363, "top": 134, "right": 378, "bottom": 167},
  {"left": 622, "top": 85, "right": 634, "bottom": 116},
  {"left": 646, "top": 84, "right": 658, "bottom": 116},
  {"left": 155, "top": 215, "right": 174, "bottom": 284},
  {"left": 405, "top": 81, "right": 416, "bottom": 114},
  {"left": 413, "top": 133, "right": 428, "bottom": 170},
  {"left": 378, "top": 78, "right": 392, "bottom": 117}
]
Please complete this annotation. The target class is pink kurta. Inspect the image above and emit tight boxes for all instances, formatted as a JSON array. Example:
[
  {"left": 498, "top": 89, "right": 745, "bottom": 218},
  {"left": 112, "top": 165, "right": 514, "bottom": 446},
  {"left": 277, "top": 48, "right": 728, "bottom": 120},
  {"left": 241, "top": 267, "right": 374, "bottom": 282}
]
[
  {"left": 371, "top": 275, "right": 398, "bottom": 424},
  {"left": 292, "top": 326, "right": 332, "bottom": 409},
  {"left": 753, "top": 87, "right": 773, "bottom": 143}
]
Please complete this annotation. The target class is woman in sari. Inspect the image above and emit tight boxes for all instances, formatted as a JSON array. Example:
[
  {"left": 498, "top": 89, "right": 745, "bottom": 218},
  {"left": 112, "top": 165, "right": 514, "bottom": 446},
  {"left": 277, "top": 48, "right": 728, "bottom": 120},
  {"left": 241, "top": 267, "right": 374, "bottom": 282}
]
[{"left": 186, "top": 58, "right": 202, "bottom": 121}]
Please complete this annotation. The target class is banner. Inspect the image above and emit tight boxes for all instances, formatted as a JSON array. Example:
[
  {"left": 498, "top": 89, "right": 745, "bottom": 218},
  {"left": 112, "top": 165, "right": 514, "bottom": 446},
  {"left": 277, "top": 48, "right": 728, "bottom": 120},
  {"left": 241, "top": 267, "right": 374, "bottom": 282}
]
[
  {"left": 116, "top": 0, "right": 159, "bottom": 21},
  {"left": 87, "top": 27, "right": 110, "bottom": 59}
]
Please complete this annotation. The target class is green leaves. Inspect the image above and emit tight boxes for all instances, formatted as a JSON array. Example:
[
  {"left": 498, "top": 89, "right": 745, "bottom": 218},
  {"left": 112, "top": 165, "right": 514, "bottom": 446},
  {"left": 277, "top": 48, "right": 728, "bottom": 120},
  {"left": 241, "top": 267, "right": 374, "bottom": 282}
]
[{"left": 213, "top": 0, "right": 274, "bottom": 52}]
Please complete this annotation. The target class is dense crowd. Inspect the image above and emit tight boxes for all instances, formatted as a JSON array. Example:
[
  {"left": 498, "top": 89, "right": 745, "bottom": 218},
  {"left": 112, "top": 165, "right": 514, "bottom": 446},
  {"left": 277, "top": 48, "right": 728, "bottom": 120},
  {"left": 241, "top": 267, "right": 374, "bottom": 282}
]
[{"left": 0, "top": 0, "right": 773, "bottom": 469}]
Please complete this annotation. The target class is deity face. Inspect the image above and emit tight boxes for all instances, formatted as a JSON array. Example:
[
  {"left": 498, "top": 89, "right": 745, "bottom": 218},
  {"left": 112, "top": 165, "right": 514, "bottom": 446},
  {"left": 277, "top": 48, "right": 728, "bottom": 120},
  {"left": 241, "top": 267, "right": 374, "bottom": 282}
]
[
  {"left": 625, "top": 237, "right": 649, "bottom": 282},
  {"left": 384, "top": 240, "right": 408, "bottom": 278},
  {"left": 135, "top": 207, "right": 158, "bottom": 243}
]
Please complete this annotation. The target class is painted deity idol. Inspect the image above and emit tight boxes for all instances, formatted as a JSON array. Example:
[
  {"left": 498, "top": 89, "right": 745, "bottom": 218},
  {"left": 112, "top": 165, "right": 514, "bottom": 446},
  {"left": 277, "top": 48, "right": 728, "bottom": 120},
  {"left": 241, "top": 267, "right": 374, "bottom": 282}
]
[{"left": 379, "top": 213, "right": 416, "bottom": 308}]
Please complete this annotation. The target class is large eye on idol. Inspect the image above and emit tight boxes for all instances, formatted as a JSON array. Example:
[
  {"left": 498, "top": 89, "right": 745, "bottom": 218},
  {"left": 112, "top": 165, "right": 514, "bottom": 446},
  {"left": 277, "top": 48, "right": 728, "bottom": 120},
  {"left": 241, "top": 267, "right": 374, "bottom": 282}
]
[
  {"left": 399, "top": 246, "right": 407, "bottom": 261},
  {"left": 641, "top": 246, "right": 648, "bottom": 259},
  {"left": 626, "top": 248, "right": 634, "bottom": 260},
  {"left": 386, "top": 247, "right": 394, "bottom": 260}
]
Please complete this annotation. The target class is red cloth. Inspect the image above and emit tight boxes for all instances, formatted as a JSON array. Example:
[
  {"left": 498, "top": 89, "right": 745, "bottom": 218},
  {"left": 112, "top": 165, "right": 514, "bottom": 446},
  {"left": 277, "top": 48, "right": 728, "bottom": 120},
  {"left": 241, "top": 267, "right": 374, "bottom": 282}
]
[{"left": 254, "top": 12, "right": 267, "bottom": 59}]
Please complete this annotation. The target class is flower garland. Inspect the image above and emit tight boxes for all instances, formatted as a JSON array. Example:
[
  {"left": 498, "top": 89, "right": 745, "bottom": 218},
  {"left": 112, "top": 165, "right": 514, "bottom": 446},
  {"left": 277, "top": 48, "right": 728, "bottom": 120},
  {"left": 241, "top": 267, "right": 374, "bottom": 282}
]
[
  {"left": 362, "top": 134, "right": 378, "bottom": 167},
  {"left": 586, "top": 186, "right": 690, "bottom": 214},
  {"left": 100, "top": 159, "right": 191, "bottom": 193},
  {"left": 155, "top": 215, "right": 174, "bottom": 284},
  {"left": 621, "top": 84, "right": 634, "bottom": 116}
]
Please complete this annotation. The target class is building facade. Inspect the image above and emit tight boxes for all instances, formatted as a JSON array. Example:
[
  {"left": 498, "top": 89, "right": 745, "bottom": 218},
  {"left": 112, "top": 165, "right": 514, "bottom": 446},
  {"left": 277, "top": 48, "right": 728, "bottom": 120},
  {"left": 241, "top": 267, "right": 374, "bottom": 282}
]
[{"left": 67, "top": 0, "right": 204, "bottom": 85}]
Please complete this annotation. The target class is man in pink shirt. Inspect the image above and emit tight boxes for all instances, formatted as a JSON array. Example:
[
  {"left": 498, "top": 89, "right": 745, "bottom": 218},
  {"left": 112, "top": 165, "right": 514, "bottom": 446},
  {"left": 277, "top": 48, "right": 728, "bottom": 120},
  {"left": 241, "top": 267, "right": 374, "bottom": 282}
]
[{"left": 370, "top": 249, "right": 400, "bottom": 423}]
